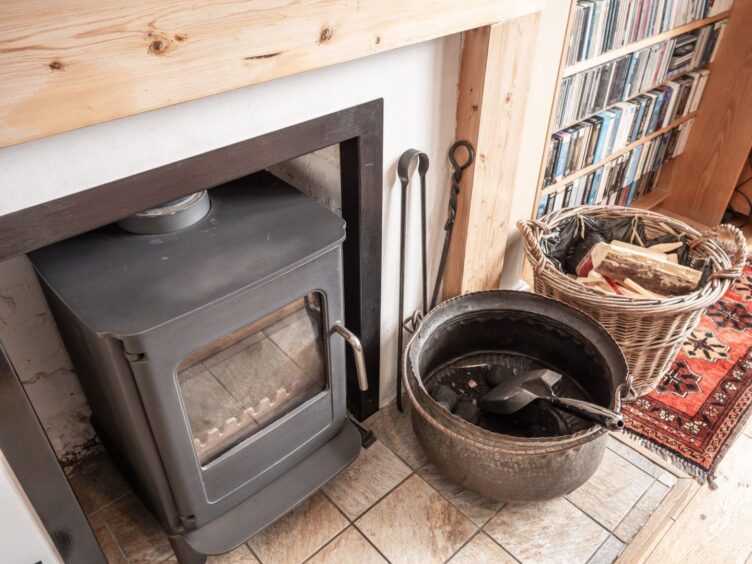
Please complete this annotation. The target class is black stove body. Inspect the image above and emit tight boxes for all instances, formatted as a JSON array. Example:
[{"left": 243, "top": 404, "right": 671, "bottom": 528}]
[{"left": 30, "top": 172, "right": 362, "bottom": 562}]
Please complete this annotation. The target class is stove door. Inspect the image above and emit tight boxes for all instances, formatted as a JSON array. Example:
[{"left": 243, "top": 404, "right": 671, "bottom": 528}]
[
  {"left": 177, "top": 292, "right": 328, "bottom": 466},
  {"left": 124, "top": 249, "right": 347, "bottom": 526}
]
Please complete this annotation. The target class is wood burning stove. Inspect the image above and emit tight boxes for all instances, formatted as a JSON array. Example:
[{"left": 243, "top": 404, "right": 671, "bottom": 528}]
[{"left": 29, "top": 172, "right": 368, "bottom": 563}]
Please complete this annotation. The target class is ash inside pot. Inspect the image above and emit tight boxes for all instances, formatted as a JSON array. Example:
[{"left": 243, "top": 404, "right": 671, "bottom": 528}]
[{"left": 426, "top": 352, "right": 594, "bottom": 438}]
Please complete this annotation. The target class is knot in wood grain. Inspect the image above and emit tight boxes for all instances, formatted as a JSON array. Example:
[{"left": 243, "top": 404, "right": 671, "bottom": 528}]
[
  {"left": 146, "top": 32, "right": 182, "bottom": 56},
  {"left": 150, "top": 39, "right": 167, "bottom": 54},
  {"left": 319, "top": 26, "right": 334, "bottom": 43},
  {"left": 48, "top": 61, "right": 64, "bottom": 71}
]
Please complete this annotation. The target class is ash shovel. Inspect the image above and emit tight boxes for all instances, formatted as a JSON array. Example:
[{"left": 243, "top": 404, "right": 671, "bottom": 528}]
[{"left": 480, "top": 369, "right": 625, "bottom": 431}]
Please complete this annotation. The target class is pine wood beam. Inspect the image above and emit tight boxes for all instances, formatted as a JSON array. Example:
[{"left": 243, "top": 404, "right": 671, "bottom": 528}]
[
  {"left": 0, "top": 0, "right": 541, "bottom": 148},
  {"left": 443, "top": 13, "right": 542, "bottom": 296}
]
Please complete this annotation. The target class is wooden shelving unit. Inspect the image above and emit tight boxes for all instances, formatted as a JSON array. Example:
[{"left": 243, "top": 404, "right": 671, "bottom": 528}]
[
  {"left": 562, "top": 10, "right": 731, "bottom": 78},
  {"left": 554, "top": 66, "right": 699, "bottom": 133},
  {"left": 541, "top": 112, "right": 696, "bottom": 196},
  {"left": 530, "top": 1, "right": 751, "bottom": 225}
]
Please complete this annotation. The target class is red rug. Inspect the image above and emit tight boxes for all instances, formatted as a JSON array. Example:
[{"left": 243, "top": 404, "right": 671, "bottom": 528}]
[{"left": 623, "top": 263, "right": 752, "bottom": 484}]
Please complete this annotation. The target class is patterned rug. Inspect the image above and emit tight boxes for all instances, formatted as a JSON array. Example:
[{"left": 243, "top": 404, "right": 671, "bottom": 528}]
[{"left": 623, "top": 263, "right": 752, "bottom": 485}]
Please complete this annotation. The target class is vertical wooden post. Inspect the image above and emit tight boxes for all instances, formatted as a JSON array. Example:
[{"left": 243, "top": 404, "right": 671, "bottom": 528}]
[{"left": 443, "top": 13, "right": 542, "bottom": 297}]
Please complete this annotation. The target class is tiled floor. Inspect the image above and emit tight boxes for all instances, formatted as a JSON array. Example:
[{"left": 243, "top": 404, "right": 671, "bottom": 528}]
[{"left": 69, "top": 400, "right": 691, "bottom": 564}]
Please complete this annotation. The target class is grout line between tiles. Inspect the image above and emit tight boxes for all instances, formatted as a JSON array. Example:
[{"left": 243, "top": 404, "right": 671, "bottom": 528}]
[
  {"left": 321, "top": 463, "right": 416, "bottom": 523},
  {"left": 101, "top": 513, "right": 130, "bottom": 562},
  {"left": 607, "top": 441, "right": 663, "bottom": 480},
  {"left": 302, "top": 526, "right": 350, "bottom": 563},
  {"left": 561, "top": 497, "right": 612, "bottom": 561},
  {"left": 95, "top": 490, "right": 131, "bottom": 516},
  {"left": 483, "top": 530, "right": 523, "bottom": 564},
  {"left": 443, "top": 528, "right": 480, "bottom": 563},
  {"left": 588, "top": 533, "right": 625, "bottom": 564},
  {"left": 412, "top": 466, "right": 489, "bottom": 529},
  {"left": 586, "top": 534, "right": 612, "bottom": 564},
  {"left": 610, "top": 477, "right": 660, "bottom": 542},
  {"left": 350, "top": 520, "right": 395, "bottom": 564}
]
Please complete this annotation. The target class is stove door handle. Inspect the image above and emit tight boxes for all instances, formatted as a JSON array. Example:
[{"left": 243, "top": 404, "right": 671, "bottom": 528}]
[{"left": 330, "top": 323, "right": 369, "bottom": 392}]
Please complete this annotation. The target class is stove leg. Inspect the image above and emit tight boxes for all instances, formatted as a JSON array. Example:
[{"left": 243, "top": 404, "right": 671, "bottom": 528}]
[{"left": 168, "top": 536, "right": 207, "bottom": 564}]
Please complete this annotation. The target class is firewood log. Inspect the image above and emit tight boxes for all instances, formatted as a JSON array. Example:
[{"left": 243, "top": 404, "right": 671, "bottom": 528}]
[{"left": 589, "top": 242, "right": 701, "bottom": 295}]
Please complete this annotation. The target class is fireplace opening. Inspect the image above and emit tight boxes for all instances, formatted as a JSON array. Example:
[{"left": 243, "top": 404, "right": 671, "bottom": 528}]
[{"left": 24, "top": 101, "right": 384, "bottom": 562}]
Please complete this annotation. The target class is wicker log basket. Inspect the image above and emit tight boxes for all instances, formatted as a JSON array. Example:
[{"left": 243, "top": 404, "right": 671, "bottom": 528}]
[{"left": 518, "top": 206, "right": 747, "bottom": 397}]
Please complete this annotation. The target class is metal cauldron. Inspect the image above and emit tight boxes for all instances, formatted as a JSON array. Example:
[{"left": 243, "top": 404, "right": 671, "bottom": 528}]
[{"left": 403, "top": 290, "right": 629, "bottom": 502}]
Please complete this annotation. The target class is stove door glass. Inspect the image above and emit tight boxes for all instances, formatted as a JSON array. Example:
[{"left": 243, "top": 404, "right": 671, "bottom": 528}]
[{"left": 176, "top": 293, "right": 328, "bottom": 464}]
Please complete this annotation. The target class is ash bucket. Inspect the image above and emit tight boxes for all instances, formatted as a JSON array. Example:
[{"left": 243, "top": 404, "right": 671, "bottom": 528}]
[{"left": 403, "top": 290, "right": 629, "bottom": 502}]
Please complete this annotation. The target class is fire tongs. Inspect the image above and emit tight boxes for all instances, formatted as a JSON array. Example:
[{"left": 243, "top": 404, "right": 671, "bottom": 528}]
[{"left": 395, "top": 141, "right": 475, "bottom": 411}]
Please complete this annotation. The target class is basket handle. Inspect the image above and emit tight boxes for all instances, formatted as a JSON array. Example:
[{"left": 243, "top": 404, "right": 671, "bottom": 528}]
[
  {"left": 699, "top": 224, "right": 748, "bottom": 281},
  {"left": 517, "top": 219, "right": 551, "bottom": 274}
]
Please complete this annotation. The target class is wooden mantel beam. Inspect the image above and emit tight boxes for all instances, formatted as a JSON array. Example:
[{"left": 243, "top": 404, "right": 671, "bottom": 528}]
[
  {"left": 0, "top": 0, "right": 541, "bottom": 148},
  {"left": 443, "top": 13, "right": 542, "bottom": 296}
]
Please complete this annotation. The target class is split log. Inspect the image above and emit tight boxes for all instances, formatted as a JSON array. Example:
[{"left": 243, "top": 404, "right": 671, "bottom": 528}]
[
  {"left": 589, "top": 242, "right": 701, "bottom": 295},
  {"left": 623, "top": 277, "right": 663, "bottom": 299},
  {"left": 648, "top": 241, "right": 684, "bottom": 253},
  {"left": 611, "top": 240, "right": 674, "bottom": 261}
]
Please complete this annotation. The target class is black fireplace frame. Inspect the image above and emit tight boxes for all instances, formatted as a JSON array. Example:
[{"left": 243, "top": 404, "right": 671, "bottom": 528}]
[{"left": 0, "top": 99, "right": 383, "bottom": 419}]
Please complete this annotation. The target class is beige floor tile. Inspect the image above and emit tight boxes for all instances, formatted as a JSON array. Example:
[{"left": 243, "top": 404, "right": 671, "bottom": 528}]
[
  {"left": 87, "top": 511, "right": 127, "bottom": 563},
  {"left": 100, "top": 493, "right": 173, "bottom": 562},
  {"left": 485, "top": 498, "right": 608, "bottom": 564},
  {"left": 67, "top": 450, "right": 130, "bottom": 515},
  {"left": 308, "top": 527, "right": 387, "bottom": 564},
  {"left": 323, "top": 440, "right": 411, "bottom": 519},
  {"left": 356, "top": 474, "right": 476, "bottom": 564},
  {"left": 744, "top": 415, "right": 752, "bottom": 439},
  {"left": 363, "top": 400, "right": 428, "bottom": 469},
  {"left": 248, "top": 493, "right": 347, "bottom": 564},
  {"left": 587, "top": 535, "right": 624, "bottom": 564},
  {"left": 614, "top": 480, "right": 670, "bottom": 543},
  {"left": 607, "top": 436, "right": 665, "bottom": 479},
  {"left": 417, "top": 462, "right": 503, "bottom": 526},
  {"left": 646, "top": 434, "right": 752, "bottom": 564},
  {"left": 567, "top": 449, "right": 654, "bottom": 530},
  {"left": 656, "top": 470, "right": 678, "bottom": 488},
  {"left": 448, "top": 532, "right": 516, "bottom": 563}
]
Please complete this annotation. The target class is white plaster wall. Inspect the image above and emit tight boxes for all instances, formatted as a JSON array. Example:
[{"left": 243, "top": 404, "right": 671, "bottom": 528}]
[
  {"left": 0, "top": 451, "right": 62, "bottom": 564},
  {"left": 0, "top": 37, "right": 462, "bottom": 460}
]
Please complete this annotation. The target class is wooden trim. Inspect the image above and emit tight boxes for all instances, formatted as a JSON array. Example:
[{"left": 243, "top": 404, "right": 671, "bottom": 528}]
[
  {"left": 616, "top": 476, "right": 698, "bottom": 563},
  {"left": 562, "top": 11, "right": 732, "bottom": 78},
  {"left": 660, "top": 1, "right": 752, "bottom": 226},
  {"left": 443, "top": 13, "right": 542, "bottom": 296},
  {"left": 0, "top": 100, "right": 384, "bottom": 420},
  {"left": 0, "top": 0, "right": 542, "bottom": 148},
  {"left": 541, "top": 113, "right": 696, "bottom": 196},
  {"left": 611, "top": 433, "right": 699, "bottom": 563}
]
